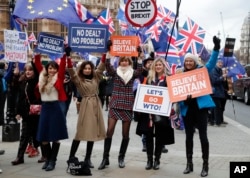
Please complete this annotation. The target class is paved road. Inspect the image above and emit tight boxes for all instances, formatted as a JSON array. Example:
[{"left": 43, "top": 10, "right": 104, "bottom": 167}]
[{"left": 0, "top": 102, "right": 250, "bottom": 178}]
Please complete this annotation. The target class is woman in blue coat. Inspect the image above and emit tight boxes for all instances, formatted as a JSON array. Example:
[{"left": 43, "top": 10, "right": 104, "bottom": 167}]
[{"left": 180, "top": 36, "right": 220, "bottom": 177}]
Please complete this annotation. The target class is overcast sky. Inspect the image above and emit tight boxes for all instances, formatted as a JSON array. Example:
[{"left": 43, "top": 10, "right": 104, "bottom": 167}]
[{"left": 157, "top": 0, "right": 250, "bottom": 50}]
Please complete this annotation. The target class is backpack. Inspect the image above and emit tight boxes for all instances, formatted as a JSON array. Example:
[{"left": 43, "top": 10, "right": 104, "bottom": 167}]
[{"left": 66, "top": 157, "right": 92, "bottom": 176}]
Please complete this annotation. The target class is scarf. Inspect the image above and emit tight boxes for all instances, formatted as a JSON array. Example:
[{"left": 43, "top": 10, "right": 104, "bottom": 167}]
[
  {"left": 117, "top": 66, "right": 133, "bottom": 84},
  {"left": 39, "top": 69, "right": 58, "bottom": 94}
]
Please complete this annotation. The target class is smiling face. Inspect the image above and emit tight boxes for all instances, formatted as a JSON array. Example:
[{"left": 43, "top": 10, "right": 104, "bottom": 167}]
[
  {"left": 184, "top": 58, "right": 196, "bottom": 71},
  {"left": 24, "top": 65, "right": 34, "bottom": 79},
  {"left": 47, "top": 65, "right": 58, "bottom": 77},
  {"left": 119, "top": 56, "right": 132, "bottom": 67},
  {"left": 82, "top": 64, "right": 92, "bottom": 75},
  {"left": 154, "top": 60, "right": 165, "bottom": 76}
]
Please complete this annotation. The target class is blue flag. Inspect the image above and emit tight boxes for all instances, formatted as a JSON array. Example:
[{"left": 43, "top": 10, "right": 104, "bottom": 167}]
[{"left": 13, "top": 0, "right": 92, "bottom": 27}]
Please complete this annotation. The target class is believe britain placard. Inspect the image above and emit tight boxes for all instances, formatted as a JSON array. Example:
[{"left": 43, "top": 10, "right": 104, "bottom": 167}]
[{"left": 166, "top": 68, "right": 213, "bottom": 103}]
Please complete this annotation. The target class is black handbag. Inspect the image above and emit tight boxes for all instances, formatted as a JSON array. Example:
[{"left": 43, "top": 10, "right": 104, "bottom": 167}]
[{"left": 67, "top": 157, "right": 92, "bottom": 176}]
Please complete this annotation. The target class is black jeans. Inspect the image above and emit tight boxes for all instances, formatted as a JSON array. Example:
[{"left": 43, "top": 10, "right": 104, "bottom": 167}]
[{"left": 183, "top": 106, "right": 209, "bottom": 145}]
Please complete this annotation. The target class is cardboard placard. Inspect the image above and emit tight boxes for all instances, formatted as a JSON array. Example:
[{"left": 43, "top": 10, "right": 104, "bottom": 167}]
[
  {"left": 110, "top": 36, "right": 139, "bottom": 56},
  {"left": 133, "top": 84, "right": 172, "bottom": 116},
  {"left": 166, "top": 68, "right": 212, "bottom": 102}
]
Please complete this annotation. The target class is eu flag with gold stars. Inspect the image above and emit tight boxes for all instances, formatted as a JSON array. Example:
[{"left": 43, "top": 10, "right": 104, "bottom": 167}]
[{"left": 13, "top": 0, "right": 92, "bottom": 27}]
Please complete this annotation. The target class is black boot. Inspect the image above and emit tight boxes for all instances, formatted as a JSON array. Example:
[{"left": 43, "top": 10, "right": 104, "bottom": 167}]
[
  {"left": 145, "top": 155, "right": 153, "bottom": 170},
  {"left": 69, "top": 140, "right": 80, "bottom": 160},
  {"left": 41, "top": 144, "right": 51, "bottom": 169},
  {"left": 200, "top": 142, "right": 209, "bottom": 177},
  {"left": 153, "top": 141, "right": 162, "bottom": 170},
  {"left": 98, "top": 138, "right": 112, "bottom": 170},
  {"left": 46, "top": 142, "right": 60, "bottom": 171},
  {"left": 183, "top": 141, "right": 193, "bottom": 174},
  {"left": 118, "top": 138, "right": 130, "bottom": 168},
  {"left": 84, "top": 141, "right": 94, "bottom": 168}
]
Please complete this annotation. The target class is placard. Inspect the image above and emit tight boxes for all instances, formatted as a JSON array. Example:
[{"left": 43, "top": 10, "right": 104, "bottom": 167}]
[
  {"left": 224, "top": 38, "right": 236, "bottom": 57},
  {"left": 167, "top": 68, "right": 212, "bottom": 102},
  {"left": 35, "top": 32, "right": 64, "bottom": 57},
  {"left": 110, "top": 35, "right": 139, "bottom": 56},
  {"left": 133, "top": 84, "right": 172, "bottom": 116},
  {"left": 4, "top": 29, "right": 28, "bottom": 63},
  {"left": 68, "top": 23, "right": 108, "bottom": 53}
]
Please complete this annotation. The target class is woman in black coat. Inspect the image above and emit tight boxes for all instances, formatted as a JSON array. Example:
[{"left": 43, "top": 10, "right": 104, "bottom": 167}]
[{"left": 136, "top": 57, "right": 175, "bottom": 170}]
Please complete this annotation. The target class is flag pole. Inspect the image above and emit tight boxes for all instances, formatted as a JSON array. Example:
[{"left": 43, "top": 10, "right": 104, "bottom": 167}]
[{"left": 165, "top": 0, "right": 181, "bottom": 61}]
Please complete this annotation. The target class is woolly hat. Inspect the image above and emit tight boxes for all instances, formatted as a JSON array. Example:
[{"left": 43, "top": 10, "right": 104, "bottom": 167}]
[{"left": 184, "top": 53, "right": 199, "bottom": 64}]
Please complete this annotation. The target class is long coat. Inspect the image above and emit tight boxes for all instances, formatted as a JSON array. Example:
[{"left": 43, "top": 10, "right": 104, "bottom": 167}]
[{"left": 68, "top": 62, "right": 106, "bottom": 141}]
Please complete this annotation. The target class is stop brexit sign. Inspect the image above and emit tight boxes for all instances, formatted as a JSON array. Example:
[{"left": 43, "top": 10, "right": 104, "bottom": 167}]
[{"left": 125, "top": 0, "right": 157, "bottom": 27}]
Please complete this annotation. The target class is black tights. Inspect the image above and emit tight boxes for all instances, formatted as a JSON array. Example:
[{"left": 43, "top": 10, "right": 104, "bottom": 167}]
[{"left": 106, "top": 118, "right": 131, "bottom": 139}]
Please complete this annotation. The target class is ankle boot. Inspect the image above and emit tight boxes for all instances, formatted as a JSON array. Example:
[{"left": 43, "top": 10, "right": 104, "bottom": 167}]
[
  {"left": 98, "top": 138, "right": 112, "bottom": 170},
  {"left": 183, "top": 162, "right": 193, "bottom": 174},
  {"left": 41, "top": 144, "right": 51, "bottom": 169},
  {"left": 201, "top": 142, "right": 209, "bottom": 177},
  {"left": 153, "top": 158, "right": 160, "bottom": 170},
  {"left": 183, "top": 141, "right": 193, "bottom": 174},
  {"left": 201, "top": 160, "right": 209, "bottom": 177},
  {"left": 46, "top": 142, "right": 60, "bottom": 171},
  {"left": 11, "top": 157, "right": 24, "bottom": 165},
  {"left": 118, "top": 138, "right": 129, "bottom": 168},
  {"left": 84, "top": 141, "right": 94, "bottom": 168},
  {"left": 153, "top": 141, "right": 162, "bottom": 170},
  {"left": 145, "top": 155, "right": 153, "bottom": 170}
]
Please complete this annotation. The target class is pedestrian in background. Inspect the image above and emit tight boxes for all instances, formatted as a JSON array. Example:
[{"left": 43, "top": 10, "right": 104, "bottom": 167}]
[
  {"left": 35, "top": 53, "right": 68, "bottom": 171},
  {"left": 0, "top": 62, "right": 7, "bottom": 126},
  {"left": 180, "top": 36, "right": 220, "bottom": 177},
  {"left": 209, "top": 59, "right": 228, "bottom": 127},
  {"left": 98, "top": 44, "right": 143, "bottom": 170},
  {"left": 66, "top": 47, "right": 106, "bottom": 169}
]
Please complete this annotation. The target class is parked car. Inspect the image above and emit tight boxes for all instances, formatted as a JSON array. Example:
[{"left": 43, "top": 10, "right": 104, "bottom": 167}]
[{"left": 232, "top": 77, "right": 250, "bottom": 105}]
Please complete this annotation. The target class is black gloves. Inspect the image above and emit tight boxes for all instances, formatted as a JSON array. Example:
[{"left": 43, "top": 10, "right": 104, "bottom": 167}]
[
  {"left": 150, "top": 51, "right": 155, "bottom": 59},
  {"left": 184, "top": 94, "right": 192, "bottom": 106},
  {"left": 213, "top": 36, "right": 221, "bottom": 51},
  {"left": 137, "top": 46, "right": 142, "bottom": 53},
  {"left": 65, "top": 46, "right": 72, "bottom": 57},
  {"left": 107, "top": 40, "right": 112, "bottom": 51}
]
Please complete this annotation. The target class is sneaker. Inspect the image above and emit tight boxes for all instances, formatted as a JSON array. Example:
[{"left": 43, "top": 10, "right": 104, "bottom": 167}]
[
  {"left": 25, "top": 144, "right": 34, "bottom": 154},
  {"left": 0, "top": 168, "right": 2, "bottom": 173},
  {"left": 28, "top": 148, "right": 40, "bottom": 158},
  {"left": 222, "top": 121, "right": 228, "bottom": 125},
  {"left": 215, "top": 124, "right": 226, "bottom": 127},
  {"left": 208, "top": 122, "right": 214, "bottom": 126}
]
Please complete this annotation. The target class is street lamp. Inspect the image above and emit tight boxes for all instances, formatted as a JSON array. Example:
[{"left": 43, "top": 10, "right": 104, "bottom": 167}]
[{"left": 2, "top": 0, "right": 20, "bottom": 142}]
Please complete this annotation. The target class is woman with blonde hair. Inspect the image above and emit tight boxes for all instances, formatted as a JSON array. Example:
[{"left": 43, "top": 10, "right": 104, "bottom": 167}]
[{"left": 137, "top": 57, "right": 175, "bottom": 170}]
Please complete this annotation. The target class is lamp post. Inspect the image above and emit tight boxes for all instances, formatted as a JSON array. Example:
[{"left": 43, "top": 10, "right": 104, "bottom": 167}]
[{"left": 2, "top": 0, "right": 20, "bottom": 142}]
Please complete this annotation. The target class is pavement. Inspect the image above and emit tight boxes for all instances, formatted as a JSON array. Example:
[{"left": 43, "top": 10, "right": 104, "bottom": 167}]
[{"left": 0, "top": 102, "right": 250, "bottom": 178}]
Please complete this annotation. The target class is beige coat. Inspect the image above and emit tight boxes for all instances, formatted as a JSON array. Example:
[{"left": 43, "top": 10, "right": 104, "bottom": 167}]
[{"left": 68, "top": 62, "right": 106, "bottom": 141}]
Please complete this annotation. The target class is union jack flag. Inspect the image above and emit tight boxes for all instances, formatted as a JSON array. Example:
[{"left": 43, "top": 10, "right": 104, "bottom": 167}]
[
  {"left": 175, "top": 18, "right": 206, "bottom": 54},
  {"left": 28, "top": 32, "right": 37, "bottom": 42},
  {"left": 145, "top": 22, "right": 162, "bottom": 41},
  {"left": 156, "top": 5, "right": 175, "bottom": 24},
  {"left": 69, "top": 0, "right": 94, "bottom": 22},
  {"left": 96, "top": 8, "right": 115, "bottom": 35}
]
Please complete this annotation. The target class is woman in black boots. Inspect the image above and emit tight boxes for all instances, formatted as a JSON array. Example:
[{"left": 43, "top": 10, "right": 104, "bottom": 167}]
[
  {"left": 137, "top": 58, "right": 175, "bottom": 170},
  {"left": 35, "top": 53, "right": 68, "bottom": 171},
  {"left": 98, "top": 46, "right": 143, "bottom": 170},
  {"left": 180, "top": 36, "right": 220, "bottom": 177},
  {"left": 11, "top": 62, "right": 43, "bottom": 165},
  {"left": 66, "top": 47, "right": 106, "bottom": 168}
]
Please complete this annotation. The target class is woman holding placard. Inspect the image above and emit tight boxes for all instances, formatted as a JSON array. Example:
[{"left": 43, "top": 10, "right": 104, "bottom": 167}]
[
  {"left": 137, "top": 57, "right": 175, "bottom": 170},
  {"left": 180, "top": 36, "right": 220, "bottom": 177},
  {"left": 98, "top": 44, "right": 143, "bottom": 170}
]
